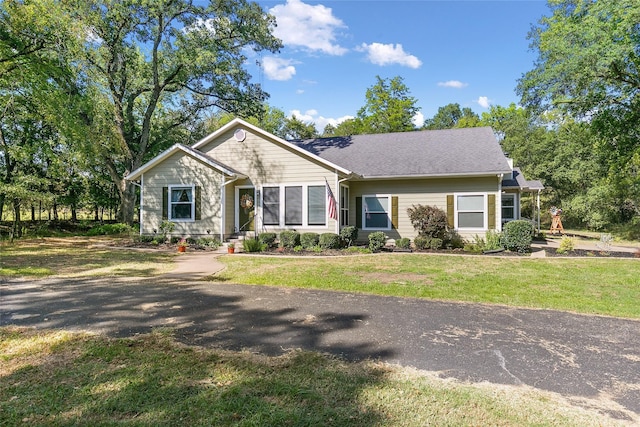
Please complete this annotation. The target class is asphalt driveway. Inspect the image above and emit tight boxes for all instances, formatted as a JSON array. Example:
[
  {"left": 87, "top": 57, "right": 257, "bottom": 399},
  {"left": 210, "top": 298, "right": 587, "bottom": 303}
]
[{"left": 1, "top": 272, "right": 639, "bottom": 423}]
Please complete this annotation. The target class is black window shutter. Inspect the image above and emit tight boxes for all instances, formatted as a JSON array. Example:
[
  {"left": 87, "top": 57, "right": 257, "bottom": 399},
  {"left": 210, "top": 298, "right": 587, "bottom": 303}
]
[
  {"left": 355, "top": 197, "right": 362, "bottom": 229},
  {"left": 195, "top": 186, "right": 202, "bottom": 220},
  {"left": 162, "top": 187, "right": 168, "bottom": 220}
]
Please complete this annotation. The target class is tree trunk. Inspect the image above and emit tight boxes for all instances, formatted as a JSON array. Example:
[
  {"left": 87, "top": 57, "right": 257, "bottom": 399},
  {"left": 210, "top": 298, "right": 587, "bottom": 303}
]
[
  {"left": 116, "top": 177, "right": 137, "bottom": 225},
  {"left": 94, "top": 204, "right": 99, "bottom": 221},
  {"left": 0, "top": 194, "right": 4, "bottom": 220},
  {"left": 11, "top": 199, "right": 21, "bottom": 240},
  {"left": 53, "top": 201, "right": 59, "bottom": 221}
]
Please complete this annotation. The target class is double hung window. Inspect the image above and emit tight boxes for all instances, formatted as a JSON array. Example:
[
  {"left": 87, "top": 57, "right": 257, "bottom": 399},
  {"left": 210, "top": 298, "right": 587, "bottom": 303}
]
[
  {"left": 456, "top": 194, "right": 486, "bottom": 229},
  {"left": 262, "top": 184, "right": 327, "bottom": 227},
  {"left": 363, "top": 195, "right": 391, "bottom": 230},
  {"left": 169, "top": 186, "right": 194, "bottom": 221}
]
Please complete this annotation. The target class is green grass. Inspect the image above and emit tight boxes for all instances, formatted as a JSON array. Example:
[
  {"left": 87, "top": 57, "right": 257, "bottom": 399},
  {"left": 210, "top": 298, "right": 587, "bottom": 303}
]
[
  {"left": 0, "top": 236, "right": 174, "bottom": 277},
  {"left": 214, "top": 254, "right": 640, "bottom": 318},
  {"left": 1, "top": 327, "right": 630, "bottom": 426}
]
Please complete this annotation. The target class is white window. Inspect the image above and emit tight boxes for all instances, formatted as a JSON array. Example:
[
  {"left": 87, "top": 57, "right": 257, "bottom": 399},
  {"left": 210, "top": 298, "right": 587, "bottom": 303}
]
[
  {"left": 262, "top": 184, "right": 327, "bottom": 228},
  {"left": 456, "top": 194, "right": 486, "bottom": 229},
  {"left": 363, "top": 195, "right": 391, "bottom": 230},
  {"left": 307, "top": 185, "right": 326, "bottom": 226},
  {"left": 262, "top": 187, "right": 280, "bottom": 225},
  {"left": 169, "top": 185, "right": 195, "bottom": 221},
  {"left": 502, "top": 194, "right": 516, "bottom": 221},
  {"left": 340, "top": 185, "right": 349, "bottom": 227}
]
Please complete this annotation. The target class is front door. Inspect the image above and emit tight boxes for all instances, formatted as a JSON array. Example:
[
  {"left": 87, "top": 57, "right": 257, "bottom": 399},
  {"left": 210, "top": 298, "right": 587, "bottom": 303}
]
[{"left": 237, "top": 187, "right": 255, "bottom": 232}]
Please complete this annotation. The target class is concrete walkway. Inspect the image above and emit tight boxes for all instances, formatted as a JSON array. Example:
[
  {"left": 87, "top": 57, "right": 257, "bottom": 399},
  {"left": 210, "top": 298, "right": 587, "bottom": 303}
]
[{"left": 164, "top": 250, "right": 227, "bottom": 280}]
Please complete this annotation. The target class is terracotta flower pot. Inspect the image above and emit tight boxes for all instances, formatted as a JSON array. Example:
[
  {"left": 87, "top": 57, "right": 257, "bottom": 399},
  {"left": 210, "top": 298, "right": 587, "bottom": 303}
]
[
  {"left": 178, "top": 246, "right": 186, "bottom": 253},
  {"left": 227, "top": 247, "right": 235, "bottom": 254}
]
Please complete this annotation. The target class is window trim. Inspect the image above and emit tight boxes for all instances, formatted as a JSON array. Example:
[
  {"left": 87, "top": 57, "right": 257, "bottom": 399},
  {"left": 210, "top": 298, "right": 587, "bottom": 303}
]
[
  {"left": 168, "top": 184, "right": 196, "bottom": 222},
  {"left": 454, "top": 192, "right": 488, "bottom": 230},
  {"left": 260, "top": 182, "right": 329, "bottom": 229},
  {"left": 361, "top": 194, "right": 392, "bottom": 231},
  {"left": 501, "top": 193, "right": 517, "bottom": 222},
  {"left": 340, "top": 185, "right": 349, "bottom": 228}
]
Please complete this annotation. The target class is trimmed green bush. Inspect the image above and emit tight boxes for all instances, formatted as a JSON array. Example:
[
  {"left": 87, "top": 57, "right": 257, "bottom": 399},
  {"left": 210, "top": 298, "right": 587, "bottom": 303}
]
[
  {"left": 138, "top": 235, "right": 155, "bottom": 243},
  {"left": 501, "top": 220, "right": 534, "bottom": 253},
  {"left": 258, "top": 232, "right": 277, "bottom": 248},
  {"left": 197, "top": 237, "right": 220, "bottom": 248},
  {"left": 340, "top": 226, "right": 359, "bottom": 247},
  {"left": 368, "top": 231, "right": 387, "bottom": 252},
  {"left": 279, "top": 230, "right": 300, "bottom": 249},
  {"left": 319, "top": 233, "right": 341, "bottom": 249},
  {"left": 396, "top": 237, "right": 411, "bottom": 249},
  {"left": 444, "top": 230, "right": 465, "bottom": 249},
  {"left": 414, "top": 236, "right": 443, "bottom": 250},
  {"left": 301, "top": 232, "right": 320, "bottom": 249},
  {"left": 169, "top": 236, "right": 181, "bottom": 244},
  {"left": 556, "top": 236, "right": 575, "bottom": 254},
  {"left": 243, "top": 238, "right": 265, "bottom": 253}
]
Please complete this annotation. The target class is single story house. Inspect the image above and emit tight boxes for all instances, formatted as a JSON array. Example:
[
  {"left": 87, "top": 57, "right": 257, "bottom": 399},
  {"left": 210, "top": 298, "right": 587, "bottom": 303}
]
[{"left": 125, "top": 118, "right": 543, "bottom": 242}]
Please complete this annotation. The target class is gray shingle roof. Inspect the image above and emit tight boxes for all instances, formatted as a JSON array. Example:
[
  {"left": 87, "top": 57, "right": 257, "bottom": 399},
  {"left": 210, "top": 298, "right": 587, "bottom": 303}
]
[
  {"left": 292, "top": 127, "right": 512, "bottom": 178},
  {"left": 502, "top": 167, "right": 545, "bottom": 191}
]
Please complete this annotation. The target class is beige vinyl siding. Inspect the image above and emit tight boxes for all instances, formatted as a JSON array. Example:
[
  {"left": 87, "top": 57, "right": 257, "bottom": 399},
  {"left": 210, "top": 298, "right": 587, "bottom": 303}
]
[
  {"left": 142, "top": 151, "right": 223, "bottom": 236},
  {"left": 349, "top": 176, "right": 500, "bottom": 241},
  {"left": 199, "top": 129, "right": 337, "bottom": 185}
]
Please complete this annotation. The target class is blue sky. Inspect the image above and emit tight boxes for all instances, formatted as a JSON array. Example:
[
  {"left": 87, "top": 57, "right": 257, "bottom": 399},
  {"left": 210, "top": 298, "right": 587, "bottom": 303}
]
[{"left": 245, "top": 0, "right": 550, "bottom": 131}]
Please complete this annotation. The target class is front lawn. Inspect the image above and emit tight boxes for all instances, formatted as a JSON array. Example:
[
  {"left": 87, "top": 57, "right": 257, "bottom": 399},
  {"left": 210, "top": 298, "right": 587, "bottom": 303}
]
[
  {"left": 0, "top": 327, "right": 627, "bottom": 427},
  {"left": 214, "top": 254, "right": 640, "bottom": 319}
]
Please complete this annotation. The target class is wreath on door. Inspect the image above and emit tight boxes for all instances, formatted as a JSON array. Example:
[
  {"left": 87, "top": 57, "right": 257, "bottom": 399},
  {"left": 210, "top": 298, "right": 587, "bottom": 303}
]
[{"left": 240, "top": 194, "right": 254, "bottom": 211}]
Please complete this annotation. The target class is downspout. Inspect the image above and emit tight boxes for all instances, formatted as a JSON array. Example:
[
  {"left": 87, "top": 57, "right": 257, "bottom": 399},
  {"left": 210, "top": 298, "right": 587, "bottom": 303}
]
[
  {"left": 536, "top": 189, "right": 541, "bottom": 234},
  {"left": 221, "top": 176, "right": 241, "bottom": 242},
  {"left": 129, "top": 178, "right": 142, "bottom": 235},
  {"left": 336, "top": 174, "right": 350, "bottom": 234},
  {"left": 497, "top": 174, "right": 503, "bottom": 231}
]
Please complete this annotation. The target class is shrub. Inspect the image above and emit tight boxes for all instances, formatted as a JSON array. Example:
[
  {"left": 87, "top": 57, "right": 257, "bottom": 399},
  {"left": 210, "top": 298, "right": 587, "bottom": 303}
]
[
  {"left": 414, "top": 236, "right": 443, "bottom": 250},
  {"left": 258, "top": 232, "right": 277, "bottom": 248},
  {"left": 556, "top": 236, "right": 575, "bottom": 254},
  {"left": 484, "top": 230, "right": 503, "bottom": 251},
  {"left": 396, "top": 237, "right": 411, "bottom": 249},
  {"left": 501, "top": 220, "right": 534, "bottom": 253},
  {"left": 169, "top": 236, "right": 181, "bottom": 245},
  {"left": 368, "top": 231, "right": 387, "bottom": 252},
  {"left": 243, "top": 238, "right": 265, "bottom": 253},
  {"left": 340, "top": 226, "right": 359, "bottom": 247},
  {"left": 319, "top": 233, "right": 341, "bottom": 249},
  {"left": 158, "top": 220, "right": 175, "bottom": 237},
  {"left": 279, "top": 230, "right": 300, "bottom": 249},
  {"left": 138, "top": 235, "right": 155, "bottom": 243},
  {"left": 407, "top": 204, "right": 448, "bottom": 239},
  {"left": 300, "top": 232, "right": 320, "bottom": 249},
  {"left": 152, "top": 236, "right": 165, "bottom": 245},
  {"left": 197, "top": 237, "right": 220, "bottom": 248},
  {"left": 444, "top": 230, "right": 465, "bottom": 249}
]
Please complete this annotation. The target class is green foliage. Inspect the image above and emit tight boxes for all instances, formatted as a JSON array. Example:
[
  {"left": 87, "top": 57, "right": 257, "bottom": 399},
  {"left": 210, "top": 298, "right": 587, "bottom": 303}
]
[
  {"left": 243, "top": 238, "right": 265, "bottom": 253},
  {"left": 86, "top": 223, "right": 132, "bottom": 236},
  {"left": 340, "top": 226, "right": 359, "bottom": 247},
  {"left": 138, "top": 235, "right": 155, "bottom": 243},
  {"left": 319, "top": 233, "right": 341, "bottom": 250},
  {"left": 279, "top": 231, "right": 300, "bottom": 249},
  {"left": 368, "top": 231, "right": 387, "bottom": 252},
  {"left": 556, "top": 236, "right": 575, "bottom": 255},
  {"left": 407, "top": 204, "right": 448, "bottom": 240},
  {"left": 258, "top": 232, "right": 277, "bottom": 248},
  {"left": 357, "top": 76, "right": 419, "bottom": 133},
  {"left": 444, "top": 230, "right": 465, "bottom": 249},
  {"left": 158, "top": 221, "right": 175, "bottom": 238},
  {"left": 169, "top": 236, "right": 181, "bottom": 245},
  {"left": 396, "top": 237, "right": 411, "bottom": 249},
  {"left": 423, "top": 103, "right": 480, "bottom": 130},
  {"left": 282, "top": 114, "right": 318, "bottom": 139},
  {"left": 501, "top": 220, "right": 534, "bottom": 253},
  {"left": 197, "top": 237, "right": 220, "bottom": 249},
  {"left": 484, "top": 230, "right": 503, "bottom": 251},
  {"left": 413, "top": 236, "right": 443, "bottom": 250},
  {"left": 300, "top": 232, "right": 320, "bottom": 249}
]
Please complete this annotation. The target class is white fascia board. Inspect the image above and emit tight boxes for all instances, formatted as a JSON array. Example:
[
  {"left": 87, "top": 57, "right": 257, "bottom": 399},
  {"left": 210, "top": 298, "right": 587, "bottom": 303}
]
[{"left": 191, "top": 117, "right": 352, "bottom": 176}]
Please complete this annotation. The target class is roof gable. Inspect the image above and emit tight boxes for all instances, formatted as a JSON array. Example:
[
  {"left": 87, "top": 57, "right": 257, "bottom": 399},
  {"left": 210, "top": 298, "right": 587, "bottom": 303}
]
[
  {"left": 192, "top": 118, "right": 351, "bottom": 175},
  {"left": 292, "top": 127, "right": 512, "bottom": 178},
  {"left": 125, "top": 144, "right": 246, "bottom": 181}
]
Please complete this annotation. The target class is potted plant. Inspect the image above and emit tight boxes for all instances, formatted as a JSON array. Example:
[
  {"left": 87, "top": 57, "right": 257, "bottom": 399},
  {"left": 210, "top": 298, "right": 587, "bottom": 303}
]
[
  {"left": 227, "top": 242, "right": 235, "bottom": 254},
  {"left": 177, "top": 238, "right": 188, "bottom": 253}
]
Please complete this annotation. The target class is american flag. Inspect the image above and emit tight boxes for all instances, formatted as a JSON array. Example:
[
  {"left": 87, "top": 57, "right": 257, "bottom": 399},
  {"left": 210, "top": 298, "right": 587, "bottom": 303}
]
[{"left": 325, "top": 179, "right": 338, "bottom": 220}]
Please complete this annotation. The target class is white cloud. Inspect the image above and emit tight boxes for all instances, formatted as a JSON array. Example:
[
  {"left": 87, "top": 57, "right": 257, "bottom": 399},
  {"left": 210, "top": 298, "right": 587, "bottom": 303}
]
[
  {"left": 476, "top": 96, "right": 491, "bottom": 108},
  {"left": 269, "top": 0, "right": 347, "bottom": 55},
  {"left": 289, "top": 109, "right": 353, "bottom": 133},
  {"left": 296, "top": 89, "right": 305, "bottom": 95},
  {"left": 358, "top": 43, "right": 422, "bottom": 69},
  {"left": 437, "top": 80, "right": 468, "bottom": 89},
  {"left": 262, "top": 57, "right": 296, "bottom": 81},
  {"left": 412, "top": 111, "right": 424, "bottom": 127}
]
